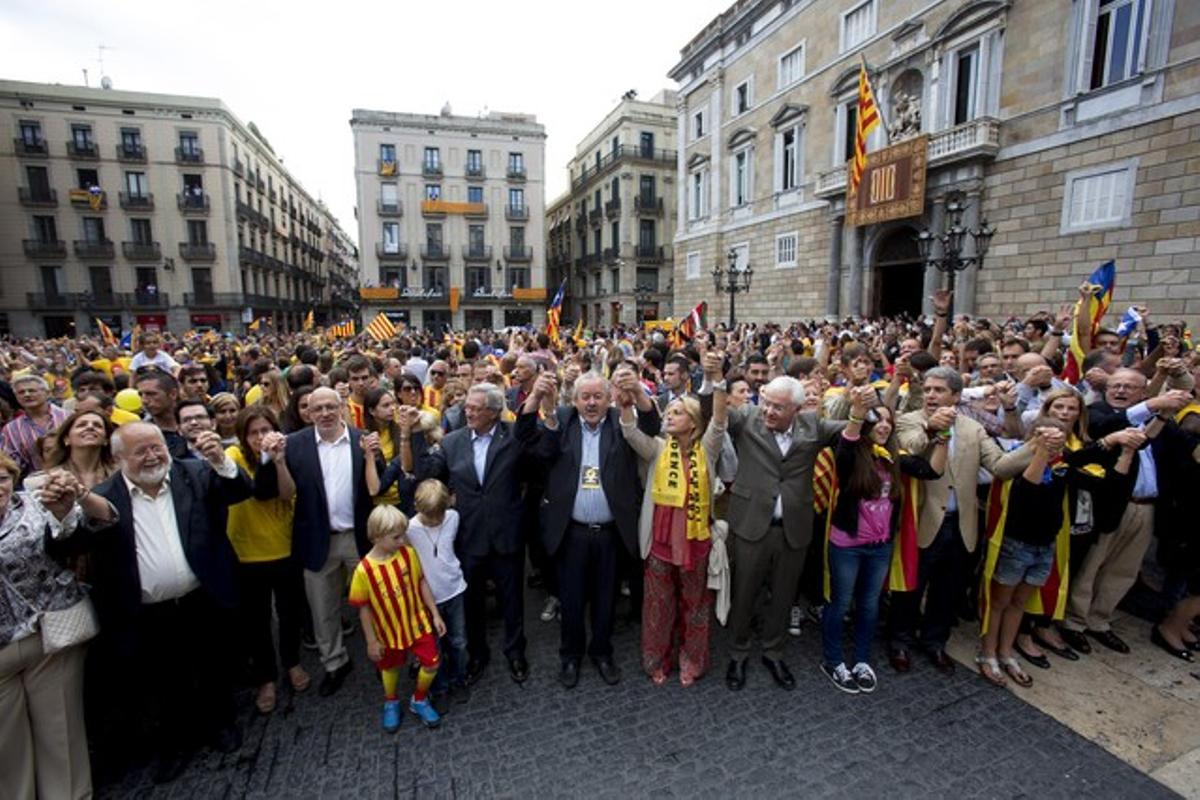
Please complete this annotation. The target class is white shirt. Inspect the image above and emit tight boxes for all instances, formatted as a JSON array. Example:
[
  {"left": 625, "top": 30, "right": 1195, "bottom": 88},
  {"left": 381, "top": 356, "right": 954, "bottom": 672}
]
[
  {"left": 471, "top": 425, "right": 496, "bottom": 485},
  {"left": 130, "top": 350, "right": 179, "bottom": 373},
  {"left": 772, "top": 428, "right": 792, "bottom": 520},
  {"left": 407, "top": 510, "right": 467, "bottom": 604},
  {"left": 315, "top": 425, "right": 355, "bottom": 531},
  {"left": 126, "top": 473, "right": 200, "bottom": 603}
]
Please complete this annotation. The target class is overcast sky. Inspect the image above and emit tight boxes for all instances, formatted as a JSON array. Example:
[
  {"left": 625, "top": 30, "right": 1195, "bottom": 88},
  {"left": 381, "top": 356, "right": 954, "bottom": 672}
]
[{"left": 1, "top": 0, "right": 730, "bottom": 237}]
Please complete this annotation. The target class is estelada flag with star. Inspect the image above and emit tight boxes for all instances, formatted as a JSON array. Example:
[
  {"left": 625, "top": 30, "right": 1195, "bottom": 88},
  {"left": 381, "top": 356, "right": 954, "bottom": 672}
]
[{"left": 1062, "top": 260, "right": 1116, "bottom": 384}]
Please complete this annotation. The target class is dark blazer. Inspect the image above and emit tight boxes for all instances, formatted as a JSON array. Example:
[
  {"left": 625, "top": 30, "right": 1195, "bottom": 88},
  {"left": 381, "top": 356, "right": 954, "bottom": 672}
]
[
  {"left": 274, "top": 426, "right": 373, "bottom": 571},
  {"left": 515, "top": 404, "right": 659, "bottom": 558},
  {"left": 419, "top": 420, "right": 527, "bottom": 558},
  {"left": 51, "top": 459, "right": 253, "bottom": 654}
]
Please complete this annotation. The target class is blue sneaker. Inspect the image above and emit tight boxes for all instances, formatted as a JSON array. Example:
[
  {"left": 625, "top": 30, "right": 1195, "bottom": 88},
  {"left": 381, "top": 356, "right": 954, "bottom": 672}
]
[
  {"left": 382, "top": 699, "right": 401, "bottom": 733},
  {"left": 409, "top": 696, "right": 441, "bottom": 728}
]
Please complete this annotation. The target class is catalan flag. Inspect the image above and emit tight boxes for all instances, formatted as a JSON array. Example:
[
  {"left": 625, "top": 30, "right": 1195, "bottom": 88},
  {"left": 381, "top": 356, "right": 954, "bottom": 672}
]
[
  {"left": 1062, "top": 260, "right": 1116, "bottom": 384},
  {"left": 303, "top": 309, "right": 314, "bottom": 332},
  {"left": 366, "top": 312, "right": 396, "bottom": 342},
  {"left": 545, "top": 279, "right": 566, "bottom": 343},
  {"left": 849, "top": 57, "right": 881, "bottom": 195},
  {"left": 88, "top": 185, "right": 104, "bottom": 211},
  {"left": 95, "top": 318, "right": 117, "bottom": 346},
  {"left": 331, "top": 320, "right": 356, "bottom": 339},
  {"left": 248, "top": 317, "right": 262, "bottom": 332}
]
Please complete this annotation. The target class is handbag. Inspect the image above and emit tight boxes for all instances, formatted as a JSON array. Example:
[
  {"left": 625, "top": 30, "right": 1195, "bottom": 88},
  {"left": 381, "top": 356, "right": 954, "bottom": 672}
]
[{"left": 0, "top": 569, "right": 99, "bottom": 655}]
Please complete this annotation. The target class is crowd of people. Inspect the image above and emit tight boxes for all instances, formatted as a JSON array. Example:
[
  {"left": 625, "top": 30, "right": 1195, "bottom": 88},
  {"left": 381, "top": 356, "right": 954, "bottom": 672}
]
[{"left": 1, "top": 280, "right": 1198, "bottom": 796}]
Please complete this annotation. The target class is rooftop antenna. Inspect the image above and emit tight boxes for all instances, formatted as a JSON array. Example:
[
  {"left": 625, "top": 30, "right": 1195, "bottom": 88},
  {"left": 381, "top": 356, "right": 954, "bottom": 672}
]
[{"left": 97, "top": 44, "right": 115, "bottom": 89}]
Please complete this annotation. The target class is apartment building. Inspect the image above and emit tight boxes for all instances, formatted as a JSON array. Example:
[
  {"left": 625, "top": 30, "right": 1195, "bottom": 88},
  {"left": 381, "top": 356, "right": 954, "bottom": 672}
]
[
  {"left": 351, "top": 107, "right": 547, "bottom": 332},
  {"left": 669, "top": 0, "right": 1200, "bottom": 322},
  {"left": 547, "top": 90, "right": 679, "bottom": 329},
  {"left": 0, "top": 80, "right": 356, "bottom": 337}
]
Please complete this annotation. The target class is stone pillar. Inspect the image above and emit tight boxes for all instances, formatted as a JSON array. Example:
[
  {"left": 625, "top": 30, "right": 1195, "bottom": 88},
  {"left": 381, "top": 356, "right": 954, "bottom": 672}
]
[
  {"left": 676, "top": 96, "right": 688, "bottom": 239},
  {"left": 956, "top": 189, "right": 982, "bottom": 317},
  {"left": 920, "top": 195, "right": 946, "bottom": 316},
  {"left": 710, "top": 75, "right": 723, "bottom": 221},
  {"left": 848, "top": 225, "right": 864, "bottom": 317},
  {"left": 827, "top": 214, "right": 844, "bottom": 317}
]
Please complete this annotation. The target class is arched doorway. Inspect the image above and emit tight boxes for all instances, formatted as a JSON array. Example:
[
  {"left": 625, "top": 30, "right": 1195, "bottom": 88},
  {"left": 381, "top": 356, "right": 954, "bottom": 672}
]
[{"left": 871, "top": 226, "right": 925, "bottom": 318}]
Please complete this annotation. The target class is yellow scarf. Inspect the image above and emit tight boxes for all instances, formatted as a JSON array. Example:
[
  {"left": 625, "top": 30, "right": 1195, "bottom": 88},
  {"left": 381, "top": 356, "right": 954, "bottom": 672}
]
[
  {"left": 651, "top": 436, "right": 710, "bottom": 542},
  {"left": 1177, "top": 402, "right": 1200, "bottom": 423}
]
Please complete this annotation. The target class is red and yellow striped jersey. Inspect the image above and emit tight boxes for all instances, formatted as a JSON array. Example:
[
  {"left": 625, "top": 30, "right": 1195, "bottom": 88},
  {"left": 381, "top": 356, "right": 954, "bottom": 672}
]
[{"left": 349, "top": 546, "right": 433, "bottom": 651}]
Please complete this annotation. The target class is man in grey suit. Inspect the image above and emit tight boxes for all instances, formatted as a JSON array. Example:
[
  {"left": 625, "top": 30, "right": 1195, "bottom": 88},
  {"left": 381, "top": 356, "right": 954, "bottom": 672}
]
[{"left": 708, "top": 355, "right": 845, "bottom": 691}]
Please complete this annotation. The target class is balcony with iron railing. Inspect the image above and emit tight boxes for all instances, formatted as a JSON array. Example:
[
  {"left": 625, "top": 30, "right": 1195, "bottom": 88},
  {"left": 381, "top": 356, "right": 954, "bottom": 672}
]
[
  {"left": 73, "top": 239, "right": 114, "bottom": 259},
  {"left": 635, "top": 195, "right": 664, "bottom": 216},
  {"left": 178, "top": 242, "right": 217, "bottom": 261},
  {"left": 175, "top": 146, "right": 204, "bottom": 164},
  {"left": 464, "top": 202, "right": 488, "bottom": 219},
  {"left": 574, "top": 215, "right": 587, "bottom": 232},
  {"left": 184, "top": 292, "right": 245, "bottom": 307},
  {"left": 465, "top": 164, "right": 486, "bottom": 180},
  {"left": 462, "top": 245, "right": 493, "bottom": 262},
  {"left": 603, "top": 247, "right": 620, "bottom": 264},
  {"left": 177, "top": 193, "right": 210, "bottom": 213},
  {"left": 422, "top": 161, "right": 443, "bottom": 178},
  {"left": 66, "top": 140, "right": 99, "bottom": 160},
  {"left": 505, "top": 204, "right": 529, "bottom": 221},
  {"left": 14, "top": 138, "right": 47, "bottom": 157},
  {"left": 421, "top": 243, "right": 449, "bottom": 261},
  {"left": 23, "top": 239, "right": 67, "bottom": 258},
  {"left": 27, "top": 292, "right": 77, "bottom": 308},
  {"left": 233, "top": 158, "right": 245, "bottom": 177},
  {"left": 84, "top": 292, "right": 122, "bottom": 309},
  {"left": 18, "top": 187, "right": 57, "bottom": 207},
  {"left": 126, "top": 291, "right": 170, "bottom": 308},
  {"left": 375, "top": 242, "right": 409, "bottom": 260},
  {"left": 68, "top": 189, "right": 107, "bottom": 210},
  {"left": 635, "top": 244, "right": 667, "bottom": 264},
  {"left": 116, "top": 143, "right": 146, "bottom": 162},
  {"left": 504, "top": 245, "right": 533, "bottom": 262},
  {"left": 377, "top": 199, "right": 403, "bottom": 217},
  {"left": 506, "top": 165, "right": 527, "bottom": 182},
  {"left": 571, "top": 144, "right": 678, "bottom": 190},
  {"left": 605, "top": 198, "right": 621, "bottom": 218},
  {"left": 122, "top": 241, "right": 161, "bottom": 261},
  {"left": 119, "top": 191, "right": 154, "bottom": 210},
  {"left": 588, "top": 207, "right": 603, "bottom": 225}
]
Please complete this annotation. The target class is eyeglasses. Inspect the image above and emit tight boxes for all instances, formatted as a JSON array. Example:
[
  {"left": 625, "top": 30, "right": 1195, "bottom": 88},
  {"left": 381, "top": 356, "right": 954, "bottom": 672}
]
[{"left": 429, "top": 370, "right": 446, "bottom": 376}]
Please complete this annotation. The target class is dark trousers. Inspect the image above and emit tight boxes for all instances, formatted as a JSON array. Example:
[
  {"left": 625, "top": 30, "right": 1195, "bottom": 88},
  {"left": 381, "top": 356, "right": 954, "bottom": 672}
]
[
  {"left": 556, "top": 522, "right": 620, "bottom": 664},
  {"left": 727, "top": 523, "right": 807, "bottom": 661},
  {"left": 237, "top": 558, "right": 305, "bottom": 685},
  {"left": 461, "top": 550, "right": 526, "bottom": 664},
  {"left": 889, "top": 512, "right": 968, "bottom": 651},
  {"left": 524, "top": 496, "right": 558, "bottom": 597}
]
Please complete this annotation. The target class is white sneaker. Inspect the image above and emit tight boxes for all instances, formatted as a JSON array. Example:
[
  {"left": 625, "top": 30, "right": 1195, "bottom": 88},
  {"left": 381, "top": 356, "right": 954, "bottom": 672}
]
[
  {"left": 540, "top": 596, "right": 560, "bottom": 622},
  {"left": 821, "top": 662, "right": 859, "bottom": 694},
  {"left": 851, "top": 662, "right": 877, "bottom": 693},
  {"left": 788, "top": 606, "right": 803, "bottom": 637}
]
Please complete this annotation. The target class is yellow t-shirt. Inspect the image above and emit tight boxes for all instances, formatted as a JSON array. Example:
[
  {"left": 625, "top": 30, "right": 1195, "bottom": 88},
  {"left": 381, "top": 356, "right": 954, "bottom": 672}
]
[
  {"left": 89, "top": 358, "right": 113, "bottom": 377},
  {"left": 374, "top": 429, "right": 401, "bottom": 508},
  {"left": 225, "top": 446, "right": 295, "bottom": 562},
  {"left": 109, "top": 407, "right": 140, "bottom": 426}
]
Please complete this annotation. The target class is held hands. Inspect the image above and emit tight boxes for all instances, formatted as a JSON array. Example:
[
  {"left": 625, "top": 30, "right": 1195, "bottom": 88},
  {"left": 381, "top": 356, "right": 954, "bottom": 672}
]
[
  {"left": 195, "top": 430, "right": 226, "bottom": 467},
  {"left": 1022, "top": 364, "right": 1054, "bottom": 388},
  {"left": 702, "top": 351, "right": 724, "bottom": 381},
  {"left": 849, "top": 384, "right": 875, "bottom": 417},
  {"left": 1105, "top": 427, "right": 1147, "bottom": 451},
  {"left": 261, "top": 431, "right": 287, "bottom": 462},
  {"left": 1148, "top": 389, "right": 1191, "bottom": 414},
  {"left": 531, "top": 372, "right": 558, "bottom": 402},
  {"left": 362, "top": 432, "right": 381, "bottom": 456},
  {"left": 36, "top": 471, "right": 84, "bottom": 517},
  {"left": 927, "top": 406, "right": 957, "bottom": 433},
  {"left": 396, "top": 405, "right": 421, "bottom": 433}
]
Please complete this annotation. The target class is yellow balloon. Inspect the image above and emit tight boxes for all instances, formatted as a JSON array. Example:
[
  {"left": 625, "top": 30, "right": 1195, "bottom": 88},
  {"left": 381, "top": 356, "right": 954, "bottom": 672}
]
[
  {"left": 115, "top": 388, "right": 142, "bottom": 413},
  {"left": 245, "top": 384, "right": 263, "bottom": 406}
]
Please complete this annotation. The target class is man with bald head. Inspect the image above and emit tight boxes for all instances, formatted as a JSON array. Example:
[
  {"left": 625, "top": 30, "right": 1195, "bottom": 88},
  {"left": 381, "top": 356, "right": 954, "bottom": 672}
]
[
  {"left": 65, "top": 422, "right": 254, "bottom": 782},
  {"left": 424, "top": 359, "right": 450, "bottom": 410},
  {"left": 262, "top": 386, "right": 373, "bottom": 696}
]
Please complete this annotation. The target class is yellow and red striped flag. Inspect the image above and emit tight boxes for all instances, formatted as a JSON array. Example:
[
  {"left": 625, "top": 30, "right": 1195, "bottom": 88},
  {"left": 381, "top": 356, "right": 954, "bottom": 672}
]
[
  {"left": 366, "top": 312, "right": 396, "bottom": 342},
  {"left": 95, "top": 318, "right": 117, "bottom": 346},
  {"left": 249, "top": 317, "right": 262, "bottom": 332},
  {"left": 849, "top": 57, "right": 880, "bottom": 195},
  {"left": 545, "top": 279, "right": 566, "bottom": 344},
  {"left": 1062, "top": 260, "right": 1116, "bottom": 384},
  {"left": 303, "top": 309, "right": 314, "bottom": 332}
]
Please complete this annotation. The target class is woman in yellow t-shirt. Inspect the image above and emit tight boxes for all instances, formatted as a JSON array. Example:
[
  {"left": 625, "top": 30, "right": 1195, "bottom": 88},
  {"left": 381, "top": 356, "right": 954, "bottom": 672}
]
[
  {"left": 226, "top": 406, "right": 309, "bottom": 714},
  {"left": 363, "top": 388, "right": 411, "bottom": 511}
]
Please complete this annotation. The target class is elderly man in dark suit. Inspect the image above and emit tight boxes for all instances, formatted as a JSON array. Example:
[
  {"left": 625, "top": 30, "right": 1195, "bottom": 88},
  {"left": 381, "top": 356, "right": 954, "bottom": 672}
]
[
  {"left": 516, "top": 368, "right": 658, "bottom": 688},
  {"left": 421, "top": 382, "right": 533, "bottom": 684},
  {"left": 65, "top": 422, "right": 254, "bottom": 783},
  {"left": 259, "top": 386, "right": 372, "bottom": 697},
  {"left": 712, "top": 369, "right": 845, "bottom": 691}
]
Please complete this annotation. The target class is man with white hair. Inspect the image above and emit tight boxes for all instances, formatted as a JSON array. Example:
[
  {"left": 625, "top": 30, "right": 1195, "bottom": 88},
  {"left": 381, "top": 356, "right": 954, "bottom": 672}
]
[
  {"left": 1, "top": 374, "right": 67, "bottom": 476},
  {"left": 705, "top": 358, "right": 846, "bottom": 692},
  {"left": 64, "top": 422, "right": 254, "bottom": 783}
]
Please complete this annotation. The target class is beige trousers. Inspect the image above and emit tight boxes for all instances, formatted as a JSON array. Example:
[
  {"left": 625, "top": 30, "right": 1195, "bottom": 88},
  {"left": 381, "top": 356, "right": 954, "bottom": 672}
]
[
  {"left": 304, "top": 531, "right": 360, "bottom": 673},
  {"left": 1064, "top": 502, "right": 1154, "bottom": 633},
  {"left": 0, "top": 634, "right": 91, "bottom": 800}
]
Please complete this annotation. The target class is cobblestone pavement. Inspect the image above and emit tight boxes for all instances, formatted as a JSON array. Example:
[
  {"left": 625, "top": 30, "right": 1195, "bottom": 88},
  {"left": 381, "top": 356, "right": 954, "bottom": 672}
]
[{"left": 96, "top": 594, "right": 1175, "bottom": 799}]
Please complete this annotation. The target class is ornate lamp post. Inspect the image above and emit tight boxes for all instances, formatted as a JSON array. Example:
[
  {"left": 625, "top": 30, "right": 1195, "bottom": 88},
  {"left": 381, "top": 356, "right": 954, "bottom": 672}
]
[
  {"left": 914, "top": 196, "right": 995, "bottom": 318},
  {"left": 712, "top": 248, "right": 753, "bottom": 329}
]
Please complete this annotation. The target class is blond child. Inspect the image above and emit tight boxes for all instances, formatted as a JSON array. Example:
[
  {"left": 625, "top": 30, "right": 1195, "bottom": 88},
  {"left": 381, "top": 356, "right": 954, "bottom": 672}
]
[{"left": 349, "top": 505, "right": 446, "bottom": 731}]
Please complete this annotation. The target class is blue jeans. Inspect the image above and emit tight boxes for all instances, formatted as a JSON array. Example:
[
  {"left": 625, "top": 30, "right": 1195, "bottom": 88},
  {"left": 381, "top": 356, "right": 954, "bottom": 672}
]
[
  {"left": 822, "top": 541, "right": 893, "bottom": 667},
  {"left": 431, "top": 593, "right": 467, "bottom": 694}
]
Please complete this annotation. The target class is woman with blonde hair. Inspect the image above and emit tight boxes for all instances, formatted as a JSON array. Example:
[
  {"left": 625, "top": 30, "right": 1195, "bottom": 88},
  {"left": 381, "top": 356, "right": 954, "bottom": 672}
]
[
  {"left": 618, "top": 353, "right": 728, "bottom": 686},
  {"left": 208, "top": 392, "right": 241, "bottom": 447},
  {"left": 257, "top": 370, "right": 291, "bottom": 419}
]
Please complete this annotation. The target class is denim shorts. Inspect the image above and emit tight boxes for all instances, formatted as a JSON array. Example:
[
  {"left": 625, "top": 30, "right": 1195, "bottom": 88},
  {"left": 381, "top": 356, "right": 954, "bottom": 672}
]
[{"left": 993, "top": 538, "right": 1054, "bottom": 587}]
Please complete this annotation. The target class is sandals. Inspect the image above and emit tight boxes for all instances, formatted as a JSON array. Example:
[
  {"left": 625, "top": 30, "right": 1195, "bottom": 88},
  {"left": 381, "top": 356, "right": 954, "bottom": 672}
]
[
  {"left": 975, "top": 655, "right": 1006, "bottom": 688},
  {"left": 999, "top": 656, "right": 1033, "bottom": 688}
]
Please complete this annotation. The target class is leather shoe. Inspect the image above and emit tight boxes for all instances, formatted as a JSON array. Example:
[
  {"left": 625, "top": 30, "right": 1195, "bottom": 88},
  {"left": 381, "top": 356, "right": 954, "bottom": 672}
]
[
  {"left": 151, "top": 750, "right": 192, "bottom": 784},
  {"left": 725, "top": 658, "right": 747, "bottom": 691},
  {"left": 318, "top": 661, "right": 352, "bottom": 697},
  {"left": 889, "top": 648, "right": 912, "bottom": 673},
  {"left": 594, "top": 658, "right": 622, "bottom": 686},
  {"left": 559, "top": 660, "right": 580, "bottom": 689},
  {"left": 1015, "top": 643, "right": 1051, "bottom": 670},
  {"left": 761, "top": 656, "right": 796, "bottom": 690},
  {"left": 466, "top": 658, "right": 488, "bottom": 686},
  {"left": 211, "top": 724, "right": 242, "bottom": 754},
  {"left": 508, "top": 655, "right": 529, "bottom": 684},
  {"left": 1151, "top": 626, "right": 1194, "bottom": 662},
  {"left": 1086, "top": 628, "right": 1130, "bottom": 654},
  {"left": 1059, "top": 628, "right": 1092, "bottom": 655},
  {"left": 1032, "top": 630, "right": 1080, "bottom": 661},
  {"left": 929, "top": 649, "right": 956, "bottom": 675}
]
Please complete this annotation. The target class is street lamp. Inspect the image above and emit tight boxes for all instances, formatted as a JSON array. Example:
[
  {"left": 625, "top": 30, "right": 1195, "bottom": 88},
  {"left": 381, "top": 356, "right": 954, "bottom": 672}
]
[
  {"left": 712, "top": 248, "right": 752, "bottom": 329},
  {"left": 915, "top": 196, "right": 995, "bottom": 318}
]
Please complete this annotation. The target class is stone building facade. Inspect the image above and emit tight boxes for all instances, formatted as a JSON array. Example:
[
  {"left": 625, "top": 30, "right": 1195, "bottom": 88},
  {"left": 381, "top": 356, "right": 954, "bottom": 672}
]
[
  {"left": 669, "top": 0, "right": 1199, "bottom": 323},
  {"left": 350, "top": 107, "right": 547, "bottom": 333},
  {"left": 0, "top": 80, "right": 356, "bottom": 337},
  {"left": 545, "top": 90, "right": 680, "bottom": 328}
]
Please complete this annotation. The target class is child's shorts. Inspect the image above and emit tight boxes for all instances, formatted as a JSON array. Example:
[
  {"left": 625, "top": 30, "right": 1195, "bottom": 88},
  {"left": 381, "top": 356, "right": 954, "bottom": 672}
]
[
  {"left": 993, "top": 538, "right": 1054, "bottom": 587},
  {"left": 375, "top": 633, "right": 440, "bottom": 671}
]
